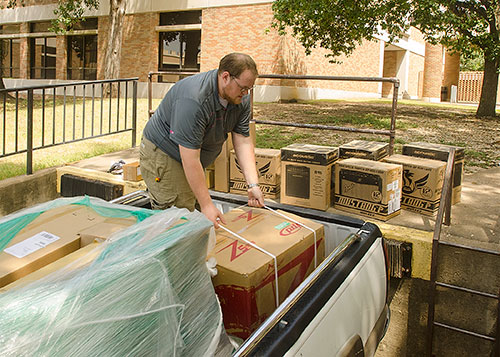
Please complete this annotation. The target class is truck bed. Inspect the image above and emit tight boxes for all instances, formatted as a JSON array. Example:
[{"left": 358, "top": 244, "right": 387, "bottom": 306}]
[{"left": 115, "top": 190, "right": 390, "bottom": 356}]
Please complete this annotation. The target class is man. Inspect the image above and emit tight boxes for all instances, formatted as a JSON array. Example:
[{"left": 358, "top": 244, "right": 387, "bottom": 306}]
[{"left": 140, "top": 53, "right": 264, "bottom": 228}]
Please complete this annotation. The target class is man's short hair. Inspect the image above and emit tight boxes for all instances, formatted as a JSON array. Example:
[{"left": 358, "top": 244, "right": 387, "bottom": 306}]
[{"left": 218, "top": 53, "right": 258, "bottom": 78}]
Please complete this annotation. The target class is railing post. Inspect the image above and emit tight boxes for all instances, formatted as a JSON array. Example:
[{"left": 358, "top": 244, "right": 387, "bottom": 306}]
[
  {"left": 26, "top": 89, "right": 34, "bottom": 175},
  {"left": 132, "top": 80, "right": 138, "bottom": 147},
  {"left": 390, "top": 80, "right": 399, "bottom": 155}
]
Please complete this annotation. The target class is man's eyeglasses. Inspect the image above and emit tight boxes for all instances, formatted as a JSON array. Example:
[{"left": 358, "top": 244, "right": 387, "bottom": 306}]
[{"left": 231, "top": 75, "right": 254, "bottom": 93}]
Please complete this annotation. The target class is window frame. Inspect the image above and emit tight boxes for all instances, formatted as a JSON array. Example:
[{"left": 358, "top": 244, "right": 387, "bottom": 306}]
[
  {"left": 29, "top": 36, "right": 57, "bottom": 79},
  {"left": 67, "top": 34, "right": 98, "bottom": 80},
  {"left": 0, "top": 24, "right": 21, "bottom": 79},
  {"left": 157, "top": 11, "right": 202, "bottom": 76}
]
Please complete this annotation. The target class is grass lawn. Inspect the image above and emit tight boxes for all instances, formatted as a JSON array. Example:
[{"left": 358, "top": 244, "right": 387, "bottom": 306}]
[{"left": 0, "top": 97, "right": 498, "bottom": 181}]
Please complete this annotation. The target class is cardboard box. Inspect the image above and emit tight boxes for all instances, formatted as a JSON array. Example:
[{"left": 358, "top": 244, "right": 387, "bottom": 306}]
[
  {"left": 402, "top": 142, "right": 465, "bottom": 204},
  {"left": 229, "top": 148, "right": 281, "bottom": 198},
  {"left": 214, "top": 137, "right": 233, "bottom": 192},
  {"left": 122, "top": 162, "right": 142, "bottom": 181},
  {"left": 214, "top": 122, "right": 256, "bottom": 193},
  {"left": 280, "top": 143, "right": 338, "bottom": 211},
  {"left": 205, "top": 164, "right": 215, "bottom": 189},
  {"left": 383, "top": 154, "right": 446, "bottom": 215},
  {"left": 211, "top": 207, "right": 325, "bottom": 339},
  {"left": 339, "top": 140, "right": 389, "bottom": 160},
  {"left": 334, "top": 158, "right": 402, "bottom": 221},
  {"left": 0, "top": 205, "right": 135, "bottom": 288}
]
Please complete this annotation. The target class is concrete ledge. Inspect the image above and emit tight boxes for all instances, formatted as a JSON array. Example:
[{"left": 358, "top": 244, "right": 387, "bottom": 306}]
[
  {"left": 375, "top": 222, "right": 433, "bottom": 281},
  {"left": 0, "top": 168, "right": 59, "bottom": 217}
]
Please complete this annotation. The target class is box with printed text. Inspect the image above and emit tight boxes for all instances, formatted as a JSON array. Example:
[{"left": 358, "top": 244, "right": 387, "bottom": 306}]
[
  {"left": 280, "top": 143, "right": 338, "bottom": 211},
  {"left": 339, "top": 140, "right": 389, "bottom": 161},
  {"left": 402, "top": 142, "right": 464, "bottom": 204},
  {"left": 210, "top": 206, "right": 325, "bottom": 339},
  {"left": 383, "top": 154, "right": 446, "bottom": 215},
  {"left": 334, "top": 158, "right": 402, "bottom": 221},
  {"left": 229, "top": 148, "right": 281, "bottom": 198}
]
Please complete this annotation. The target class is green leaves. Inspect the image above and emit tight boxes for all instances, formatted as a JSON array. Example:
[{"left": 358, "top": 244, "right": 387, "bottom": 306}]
[
  {"left": 51, "top": 0, "right": 100, "bottom": 34},
  {"left": 272, "top": 0, "right": 499, "bottom": 64}
]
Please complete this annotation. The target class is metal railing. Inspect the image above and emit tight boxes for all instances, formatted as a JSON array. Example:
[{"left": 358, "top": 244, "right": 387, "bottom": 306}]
[
  {"left": 426, "top": 148, "right": 499, "bottom": 356},
  {"left": 147, "top": 71, "right": 399, "bottom": 154},
  {"left": 0, "top": 77, "right": 138, "bottom": 174}
]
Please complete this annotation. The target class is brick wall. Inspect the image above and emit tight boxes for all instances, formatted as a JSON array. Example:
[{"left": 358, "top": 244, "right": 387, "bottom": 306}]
[
  {"left": 98, "top": 13, "right": 158, "bottom": 81},
  {"left": 422, "top": 43, "right": 443, "bottom": 100},
  {"left": 382, "top": 51, "right": 397, "bottom": 97},
  {"left": 120, "top": 12, "right": 158, "bottom": 81},
  {"left": 201, "top": 3, "right": 380, "bottom": 94},
  {"left": 442, "top": 49, "right": 460, "bottom": 100}
]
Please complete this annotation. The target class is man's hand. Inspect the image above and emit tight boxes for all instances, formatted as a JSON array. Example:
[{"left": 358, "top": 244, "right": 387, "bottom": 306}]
[
  {"left": 201, "top": 202, "right": 226, "bottom": 228},
  {"left": 247, "top": 185, "right": 264, "bottom": 207}
]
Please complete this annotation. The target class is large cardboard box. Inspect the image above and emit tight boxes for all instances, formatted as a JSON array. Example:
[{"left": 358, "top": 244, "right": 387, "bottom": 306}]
[
  {"left": 229, "top": 148, "right": 281, "bottom": 198},
  {"left": 280, "top": 143, "right": 338, "bottom": 211},
  {"left": 383, "top": 155, "right": 446, "bottom": 215},
  {"left": 0, "top": 205, "right": 136, "bottom": 288},
  {"left": 334, "top": 158, "right": 402, "bottom": 221},
  {"left": 122, "top": 161, "right": 142, "bottom": 182},
  {"left": 339, "top": 140, "right": 389, "bottom": 160},
  {"left": 214, "top": 121, "right": 256, "bottom": 193},
  {"left": 211, "top": 207, "right": 325, "bottom": 339},
  {"left": 402, "top": 142, "right": 464, "bottom": 204}
]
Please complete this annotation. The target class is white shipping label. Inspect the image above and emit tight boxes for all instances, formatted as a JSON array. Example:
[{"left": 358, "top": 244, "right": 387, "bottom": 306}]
[
  {"left": 137, "top": 167, "right": 141, "bottom": 176},
  {"left": 386, "top": 182, "right": 393, "bottom": 192},
  {"left": 3, "top": 231, "right": 60, "bottom": 258},
  {"left": 388, "top": 200, "right": 394, "bottom": 214},
  {"left": 393, "top": 180, "right": 399, "bottom": 190},
  {"left": 394, "top": 198, "right": 401, "bottom": 211}
]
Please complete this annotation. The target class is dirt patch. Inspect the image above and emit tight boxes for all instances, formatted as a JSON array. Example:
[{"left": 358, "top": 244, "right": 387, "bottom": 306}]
[{"left": 253, "top": 100, "right": 500, "bottom": 173}]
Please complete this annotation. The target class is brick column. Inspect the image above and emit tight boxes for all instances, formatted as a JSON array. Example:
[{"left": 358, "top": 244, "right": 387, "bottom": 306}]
[
  {"left": 422, "top": 43, "right": 443, "bottom": 102},
  {"left": 19, "top": 23, "right": 29, "bottom": 79},
  {"left": 442, "top": 49, "right": 460, "bottom": 101},
  {"left": 56, "top": 35, "right": 67, "bottom": 80}
]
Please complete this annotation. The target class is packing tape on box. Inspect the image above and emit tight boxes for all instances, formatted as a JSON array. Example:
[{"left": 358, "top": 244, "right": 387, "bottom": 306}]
[
  {"left": 218, "top": 224, "right": 280, "bottom": 309},
  {"left": 263, "top": 205, "right": 318, "bottom": 269}
]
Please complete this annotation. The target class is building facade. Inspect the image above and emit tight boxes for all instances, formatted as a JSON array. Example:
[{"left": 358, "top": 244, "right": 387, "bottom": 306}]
[{"left": 0, "top": 0, "right": 459, "bottom": 101}]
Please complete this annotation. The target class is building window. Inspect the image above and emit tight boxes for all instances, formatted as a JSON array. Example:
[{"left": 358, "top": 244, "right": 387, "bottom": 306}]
[
  {"left": 67, "top": 35, "right": 97, "bottom": 80},
  {"left": 0, "top": 24, "right": 21, "bottom": 78},
  {"left": 158, "top": 11, "right": 201, "bottom": 74},
  {"left": 29, "top": 21, "right": 56, "bottom": 79}
]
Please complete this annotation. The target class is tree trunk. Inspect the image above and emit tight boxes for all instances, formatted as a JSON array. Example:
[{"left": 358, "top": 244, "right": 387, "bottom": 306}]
[
  {"left": 476, "top": 55, "right": 499, "bottom": 118},
  {"left": 103, "top": 0, "right": 126, "bottom": 80}
]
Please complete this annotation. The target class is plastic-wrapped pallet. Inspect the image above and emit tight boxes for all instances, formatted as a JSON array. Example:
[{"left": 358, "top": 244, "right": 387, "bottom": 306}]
[{"left": 0, "top": 201, "right": 229, "bottom": 356}]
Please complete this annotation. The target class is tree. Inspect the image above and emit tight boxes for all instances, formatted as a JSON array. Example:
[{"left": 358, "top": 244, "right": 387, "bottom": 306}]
[
  {"left": 272, "top": 0, "right": 499, "bottom": 118},
  {"left": 8, "top": 0, "right": 126, "bottom": 80}
]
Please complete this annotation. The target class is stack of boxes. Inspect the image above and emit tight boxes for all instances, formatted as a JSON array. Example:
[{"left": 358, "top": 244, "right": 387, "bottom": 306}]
[
  {"left": 280, "top": 143, "right": 339, "bottom": 211},
  {"left": 229, "top": 148, "right": 281, "bottom": 199},
  {"left": 334, "top": 158, "right": 402, "bottom": 221},
  {"left": 402, "top": 142, "right": 464, "bottom": 205},
  {"left": 210, "top": 206, "right": 324, "bottom": 339},
  {"left": 383, "top": 154, "right": 446, "bottom": 215}
]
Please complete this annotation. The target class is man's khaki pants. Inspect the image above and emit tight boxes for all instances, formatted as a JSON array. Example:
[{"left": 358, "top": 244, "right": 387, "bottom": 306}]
[{"left": 139, "top": 137, "right": 196, "bottom": 210}]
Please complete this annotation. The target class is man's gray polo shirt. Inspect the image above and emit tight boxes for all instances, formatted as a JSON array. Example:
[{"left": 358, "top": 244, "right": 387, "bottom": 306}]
[{"left": 143, "top": 69, "right": 250, "bottom": 168}]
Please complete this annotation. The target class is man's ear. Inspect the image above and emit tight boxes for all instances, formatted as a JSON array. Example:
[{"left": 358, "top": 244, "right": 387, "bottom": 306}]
[{"left": 220, "top": 71, "right": 231, "bottom": 82}]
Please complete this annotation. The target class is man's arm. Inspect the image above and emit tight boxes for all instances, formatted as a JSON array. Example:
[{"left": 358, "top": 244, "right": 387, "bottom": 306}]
[
  {"left": 232, "top": 132, "right": 264, "bottom": 207},
  {"left": 179, "top": 145, "right": 226, "bottom": 228}
]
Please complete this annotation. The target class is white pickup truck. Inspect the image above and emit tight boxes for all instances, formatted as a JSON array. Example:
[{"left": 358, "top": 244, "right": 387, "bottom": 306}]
[
  {"left": 0, "top": 190, "right": 389, "bottom": 357},
  {"left": 118, "top": 190, "right": 391, "bottom": 356}
]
